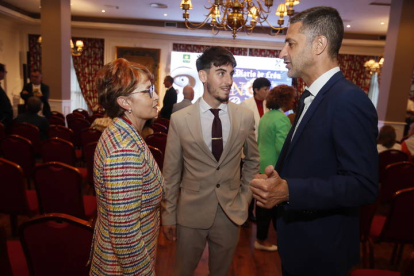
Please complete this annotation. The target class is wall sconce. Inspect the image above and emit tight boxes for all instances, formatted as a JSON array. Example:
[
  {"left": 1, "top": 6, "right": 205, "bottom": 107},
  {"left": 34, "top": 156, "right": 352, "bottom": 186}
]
[{"left": 37, "top": 36, "right": 84, "bottom": 57}]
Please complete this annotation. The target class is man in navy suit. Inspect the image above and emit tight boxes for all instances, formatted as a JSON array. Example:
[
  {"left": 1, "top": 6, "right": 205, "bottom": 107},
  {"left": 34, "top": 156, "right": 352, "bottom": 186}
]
[
  {"left": 20, "top": 70, "right": 51, "bottom": 117},
  {"left": 250, "top": 7, "right": 378, "bottom": 276}
]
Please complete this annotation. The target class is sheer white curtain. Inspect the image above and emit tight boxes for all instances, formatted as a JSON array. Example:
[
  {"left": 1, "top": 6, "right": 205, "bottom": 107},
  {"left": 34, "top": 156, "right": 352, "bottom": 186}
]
[
  {"left": 70, "top": 58, "right": 89, "bottom": 112},
  {"left": 368, "top": 72, "right": 379, "bottom": 109}
]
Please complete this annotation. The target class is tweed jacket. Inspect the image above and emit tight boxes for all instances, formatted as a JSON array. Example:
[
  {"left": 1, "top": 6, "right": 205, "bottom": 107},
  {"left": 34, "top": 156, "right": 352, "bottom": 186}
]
[
  {"left": 162, "top": 99, "right": 260, "bottom": 229},
  {"left": 90, "top": 117, "right": 164, "bottom": 276}
]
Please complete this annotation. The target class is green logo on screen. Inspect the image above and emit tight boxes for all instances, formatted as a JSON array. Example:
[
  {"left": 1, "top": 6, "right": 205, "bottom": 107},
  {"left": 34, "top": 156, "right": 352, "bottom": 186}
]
[{"left": 183, "top": 54, "right": 190, "bottom": 63}]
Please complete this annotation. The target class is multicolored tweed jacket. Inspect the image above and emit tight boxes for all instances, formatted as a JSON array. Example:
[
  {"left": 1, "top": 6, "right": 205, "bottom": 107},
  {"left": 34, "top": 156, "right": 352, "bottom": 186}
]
[{"left": 90, "top": 117, "right": 164, "bottom": 275}]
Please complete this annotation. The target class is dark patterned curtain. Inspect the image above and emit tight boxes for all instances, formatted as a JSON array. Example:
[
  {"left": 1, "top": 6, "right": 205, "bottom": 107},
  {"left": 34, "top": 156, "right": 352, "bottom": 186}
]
[
  {"left": 71, "top": 37, "right": 104, "bottom": 111},
  {"left": 28, "top": 34, "right": 42, "bottom": 72}
]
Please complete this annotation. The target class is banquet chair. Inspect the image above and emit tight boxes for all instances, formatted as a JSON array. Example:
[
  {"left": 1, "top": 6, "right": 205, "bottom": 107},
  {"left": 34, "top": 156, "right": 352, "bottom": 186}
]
[
  {"left": 148, "top": 145, "right": 164, "bottom": 172},
  {"left": 366, "top": 187, "right": 414, "bottom": 267},
  {"left": 0, "top": 158, "right": 38, "bottom": 236},
  {"left": 47, "top": 115, "right": 66, "bottom": 126},
  {"left": 378, "top": 150, "right": 409, "bottom": 183},
  {"left": 73, "top": 108, "right": 89, "bottom": 119},
  {"left": 19, "top": 213, "right": 93, "bottom": 276},
  {"left": 0, "top": 224, "right": 14, "bottom": 276},
  {"left": 0, "top": 135, "right": 36, "bottom": 185},
  {"left": 145, "top": 132, "right": 168, "bottom": 155},
  {"left": 380, "top": 162, "right": 414, "bottom": 204},
  {"left": 67, "top": 117, "right": 90, "bottom": 148},
  {"left": 152, "top": 122, "right": 168, "bottom": 134},
  {"left": 80, "top": 127, "right": 102, "bottom": 149},
  {"left": 33, "top": 162, "right": 96, "bottom": 220},
  {"left": 352, "top": 251, "right": 414, "bottom": 276},
  {"left": 153, "top": 117, "right": 169, "bottom": 129},
  {"left": 359, "top": 197, "right": 380, "bottom": 268},
  {"left": 50, "top": 110, "right": 64, "bottom": 120},
  {"left": 0, "top": 224, "right": 28, "bottom": 276},
  {"left": 11, "top": 122, "right": 41, "bottom": 154},
  {"left": 83, "top": 141, "right": 97, "bottom": 186},
  {"left": 87, "top": 113, "right": 104, "bottom": 124},
  {"left": 48, "top": 124, "right": 74, "bottom": 143},
  {"left": 0, "top": 122, "right": 5, "bottom": 142},
  {"left": 65, "top": 112, "right": 85, "bottom": 126}
]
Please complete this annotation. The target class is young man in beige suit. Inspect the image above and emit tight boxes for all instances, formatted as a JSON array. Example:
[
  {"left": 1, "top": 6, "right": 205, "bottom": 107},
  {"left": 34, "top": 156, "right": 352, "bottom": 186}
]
[{"left": 162, "top": 46, "right": 260, "bottom": 276}]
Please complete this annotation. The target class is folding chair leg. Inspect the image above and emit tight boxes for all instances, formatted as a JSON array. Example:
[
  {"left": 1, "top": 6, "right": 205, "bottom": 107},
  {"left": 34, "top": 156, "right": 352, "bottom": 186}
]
[
  {"left": 390, "top": 243, "right": 399, "bottom": 265},
  {"left": 395, "top": 243, "right": 405, "bottom": 265},
  {"left": 368, "top": 239, "right": 375, "bottom": 268}
]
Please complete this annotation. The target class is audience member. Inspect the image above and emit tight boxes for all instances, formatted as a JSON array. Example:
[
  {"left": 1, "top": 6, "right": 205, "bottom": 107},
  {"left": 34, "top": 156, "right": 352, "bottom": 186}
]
[
  {"left": 89, "top": 58, "right": 164, "bottom": 275},
  {"left": 20, "top": 70, "right": 51, "bottom": 117},
  {"left": 172, "top": 85, "right": 194, "bottom": 113},
  {"left": 15, "top": 96, "right": 49, "bottom": 141},
  {"left": 0, "top": 63, "right": 13, "bottom": 127},
  {"left": 255, "top": 85, "right": 295, "bottom": 252},
  {"left": 250, "top": 7, "right": 378, "bottom": 276},
  {"left": 240, "top": 77, "right": 271, "bottom": 139},
  {"left": 160, "top": 75, "right": 177, "bottom": 119},
  {"left": 162, "top": 46, "right": 259, "bottom": 276},
  {"left": 90, "top": 114, "right": 112, "bottom": 132},
  {"left": 377, "top": 125, "right": 401, "bottom": 153}
]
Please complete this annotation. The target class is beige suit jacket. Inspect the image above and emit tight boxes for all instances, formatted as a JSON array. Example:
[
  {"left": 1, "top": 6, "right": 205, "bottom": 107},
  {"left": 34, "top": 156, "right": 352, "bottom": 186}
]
[{"left": 161, "top": 99, "right": 259, "bottom": 229}]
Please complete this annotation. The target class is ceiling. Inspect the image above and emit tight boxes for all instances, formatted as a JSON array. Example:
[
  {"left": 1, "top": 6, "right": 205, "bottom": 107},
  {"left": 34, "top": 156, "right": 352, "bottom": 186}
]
[{"left": 2, "top": 0, "right": 392, "bottom": 37}]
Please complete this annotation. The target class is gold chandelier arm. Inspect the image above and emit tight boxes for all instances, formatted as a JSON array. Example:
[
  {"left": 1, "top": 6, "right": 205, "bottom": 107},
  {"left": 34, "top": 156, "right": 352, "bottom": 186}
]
[
  {"left": 183, "top": 16, "right": 212, "bottom": 30},
  {"left": 264, "top": 17, "right": 285, "bottom": 30}
]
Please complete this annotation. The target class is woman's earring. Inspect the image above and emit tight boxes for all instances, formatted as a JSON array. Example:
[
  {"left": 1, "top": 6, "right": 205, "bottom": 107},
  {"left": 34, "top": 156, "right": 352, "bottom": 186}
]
[{"left": 128, "top": 108, "right": 132, "bottom": 114}]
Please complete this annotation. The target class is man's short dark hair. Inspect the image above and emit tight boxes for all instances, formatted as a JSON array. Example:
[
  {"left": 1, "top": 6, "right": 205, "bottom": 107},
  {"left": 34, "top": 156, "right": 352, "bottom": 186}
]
[
  {"left": 252, "top": 78, "right": 271, "bottom": 94},
  {"left": 196, "top": 46, "right": 237, "bottom": 72},
  {"left": 0, "top": 63, "right": 5, "bottom": 72},
  {"left": 27, "top": 96, "right": 42, "bottom": 113},
  {"left": 290, "top": 6, "right": 344, "bottom": 59},
  {"left": 164, "top": 76, "right": 174, "bottom": 84}
]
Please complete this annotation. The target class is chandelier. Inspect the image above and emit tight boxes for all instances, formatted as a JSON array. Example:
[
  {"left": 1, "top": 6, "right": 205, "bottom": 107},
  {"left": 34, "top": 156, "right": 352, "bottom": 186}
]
[
  {"left": 364, "top": 57, "right": 384, "bottom": 74},
  {"left": 37, "top": 36, "right": 84, "bottom": 56},
  {"left": 180, "top": 0, "right": 300, "bottom": 39}
]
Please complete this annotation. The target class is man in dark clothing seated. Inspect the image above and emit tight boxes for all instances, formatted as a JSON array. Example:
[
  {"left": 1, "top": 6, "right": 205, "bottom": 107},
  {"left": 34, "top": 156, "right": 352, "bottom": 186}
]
[
  {"left": 15, "top": 96, "right": 49, "bottom": 141},
  {"left": 20, "top": 70, "right": 51, "bottom": 117}
]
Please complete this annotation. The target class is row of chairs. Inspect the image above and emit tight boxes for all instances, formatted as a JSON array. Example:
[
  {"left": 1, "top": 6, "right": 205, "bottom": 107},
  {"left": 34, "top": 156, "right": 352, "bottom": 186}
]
[
  {"left": 0, "top": 157, "right": 97, "bottom": 237},
  {"left": 1, "top": 213, "right": 93, "bottom": 276}
]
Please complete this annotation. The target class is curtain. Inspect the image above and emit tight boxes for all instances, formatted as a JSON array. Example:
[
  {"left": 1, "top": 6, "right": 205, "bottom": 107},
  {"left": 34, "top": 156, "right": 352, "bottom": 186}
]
[
  {"left": 71, "top": 37, "right": 104, "bottom": 111},
  {"left": 28, "top": 34, "right": 42, "bottom": 72}
]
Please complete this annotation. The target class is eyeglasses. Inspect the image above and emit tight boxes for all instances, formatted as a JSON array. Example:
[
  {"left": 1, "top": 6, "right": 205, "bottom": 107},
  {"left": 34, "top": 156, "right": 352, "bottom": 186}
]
[{"left": 130, "top": 85, "right": 155, "bottom": 98}]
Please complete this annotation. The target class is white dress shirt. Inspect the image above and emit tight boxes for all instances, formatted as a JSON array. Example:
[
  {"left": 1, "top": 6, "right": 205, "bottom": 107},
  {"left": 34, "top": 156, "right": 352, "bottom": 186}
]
[
  {"left": 292, "top": 67, "right": 340, "bottom": 139},
  {"left": 199, "top": 97, "right": 230, "bottom": 151}
]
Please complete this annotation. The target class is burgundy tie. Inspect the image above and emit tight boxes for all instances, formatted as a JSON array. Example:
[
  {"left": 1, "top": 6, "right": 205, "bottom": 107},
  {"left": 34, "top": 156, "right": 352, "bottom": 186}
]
[{"left": 210, "top": 109, "right": 223, "bottom": 161}]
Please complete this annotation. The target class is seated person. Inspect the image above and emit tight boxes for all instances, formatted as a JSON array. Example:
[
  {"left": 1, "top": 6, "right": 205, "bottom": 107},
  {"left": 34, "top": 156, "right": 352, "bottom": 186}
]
[
  {"left": 91, "top": 114, "right": 112, "bottom": 132},
  {"left": 20, "top": 70, "right": 51, "bottom": 117},
  {"left": 15, "top": 96, "right": 49, "bottom": 141},
  {"left": 401, "top": 123, "right": 414, "bottom": 159},
  {"left": 377, "top": 125, "right": 401, "bottom": 153}
]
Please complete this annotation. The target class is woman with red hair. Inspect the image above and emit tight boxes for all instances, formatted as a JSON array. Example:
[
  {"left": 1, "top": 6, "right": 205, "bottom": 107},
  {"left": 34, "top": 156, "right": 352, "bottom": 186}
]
[{"left": 89, "top": 58, "right": 164, "bottom": 275}]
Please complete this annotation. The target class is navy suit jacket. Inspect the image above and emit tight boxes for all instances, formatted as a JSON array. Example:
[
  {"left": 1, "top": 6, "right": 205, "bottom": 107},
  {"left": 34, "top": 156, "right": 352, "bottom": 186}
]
[
  {"left": 160, "top": 87, "right": 177, "bottom": 120},
  {"left": 20, "top": 82, "right": 51, "bottom": 117},
  {"left": 276, "top": 72, "right": 379, "bottom": 275}
]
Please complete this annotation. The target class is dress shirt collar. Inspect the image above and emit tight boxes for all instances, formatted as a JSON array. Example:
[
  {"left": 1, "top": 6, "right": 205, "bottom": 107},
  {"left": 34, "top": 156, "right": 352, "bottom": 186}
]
[
  {"left": 200, "top": 97, "right": 228, "bottom": 114},
  {"left": 305, "top": 67, "right": 340, "bottom": 97}
]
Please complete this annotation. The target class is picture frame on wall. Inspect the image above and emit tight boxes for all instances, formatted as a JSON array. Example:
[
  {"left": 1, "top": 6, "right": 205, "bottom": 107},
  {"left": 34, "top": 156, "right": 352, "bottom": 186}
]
[{"left": 116, "top": 46, "right": 161, "bottom": 94}]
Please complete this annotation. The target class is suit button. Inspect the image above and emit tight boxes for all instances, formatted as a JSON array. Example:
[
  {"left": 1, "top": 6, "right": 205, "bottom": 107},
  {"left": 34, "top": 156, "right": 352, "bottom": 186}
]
[
  {"left": 216, "top": 184, "right": 220, "bottom": 188},
  {"left": 216, "top": 166, "right": 220, "bottom": 170}
]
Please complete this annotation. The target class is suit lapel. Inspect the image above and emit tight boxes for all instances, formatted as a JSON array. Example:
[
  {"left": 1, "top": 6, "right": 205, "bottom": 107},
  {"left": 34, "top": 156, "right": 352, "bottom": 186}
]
[
  {"left": 286, "top": 72, "right": 344, "bottom": 156},
  {"left": 185, "top": 100, "right": 217, "bottom": 163}
]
